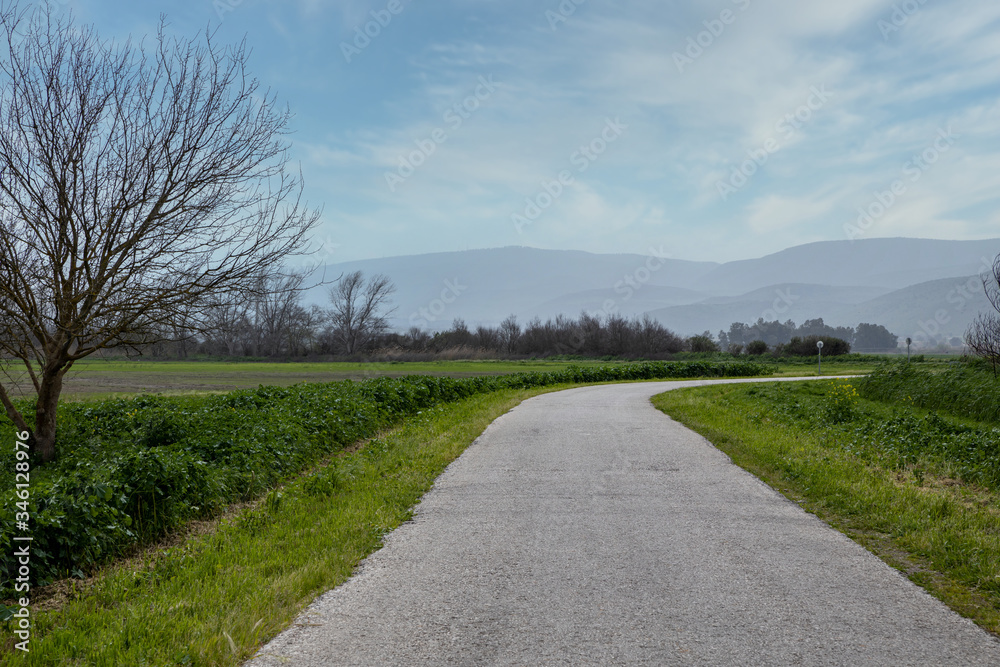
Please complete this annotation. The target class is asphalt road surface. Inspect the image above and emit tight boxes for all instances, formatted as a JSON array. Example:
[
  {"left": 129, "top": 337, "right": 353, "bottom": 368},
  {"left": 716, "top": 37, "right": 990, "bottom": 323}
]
[{"left": 246, "top": 379, "right": 1000, "bottom": 666}]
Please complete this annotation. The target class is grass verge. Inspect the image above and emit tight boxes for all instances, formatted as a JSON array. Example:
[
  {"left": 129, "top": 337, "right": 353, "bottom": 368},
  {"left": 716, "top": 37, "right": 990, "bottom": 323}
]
[
  {"left": 651, "top": 381, "right": 1000, "bottom": 636},
  {"left": 1, "top": 385, "right": 564, "bottom": 665}
]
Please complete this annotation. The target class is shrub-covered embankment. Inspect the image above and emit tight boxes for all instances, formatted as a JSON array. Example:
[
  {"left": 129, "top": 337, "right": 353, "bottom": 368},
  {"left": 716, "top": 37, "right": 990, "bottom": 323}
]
[
  {"left": 859, "top": 360, "right": 1000, "bottom": 423},
  {"left": 1, "top": 360, "right": 768, "bottom": 598}
]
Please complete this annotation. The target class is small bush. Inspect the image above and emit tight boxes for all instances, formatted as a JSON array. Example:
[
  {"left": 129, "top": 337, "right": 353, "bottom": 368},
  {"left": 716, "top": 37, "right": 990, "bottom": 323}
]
[
  {"left": 746, "top": 340, "right": 769, "bottom": 356},
  {"left": 687, "top": 335, "right": 719, "bottom": 353},
  {"left": 824, "top": 383, "right": 859, "bottom": 423}
]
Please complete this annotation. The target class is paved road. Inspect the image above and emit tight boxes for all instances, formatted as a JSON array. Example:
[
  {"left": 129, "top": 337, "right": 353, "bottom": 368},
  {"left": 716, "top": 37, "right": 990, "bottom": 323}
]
[{"left": 247, "top": 379, "right": 1000, "bottom": 666}]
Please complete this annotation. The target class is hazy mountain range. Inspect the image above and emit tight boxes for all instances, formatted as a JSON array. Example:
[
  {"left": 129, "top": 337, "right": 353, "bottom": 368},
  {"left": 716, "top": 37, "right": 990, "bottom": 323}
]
[{"left": 303, "top": 238, "right": 999, "bottom": 346}]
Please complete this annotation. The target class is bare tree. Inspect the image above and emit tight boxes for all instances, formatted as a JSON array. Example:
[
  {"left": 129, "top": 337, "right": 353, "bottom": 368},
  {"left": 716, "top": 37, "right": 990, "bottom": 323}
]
[
  {"left": 405, "top": 326, "right": 430, "bottom": 351},
  {"left": 202, "top": 293, "right": 253, "bottom": 357},
  {"left": 966, "top": 255, "right": 1000, "bottom": 377},
  {"left": 985, "top": 254, "right": 1000, "bottom": 314},
  {"left": 498, "top": 314, "right": 520, "bottom": 354},
  {"left": 248, "top": 271, "right": 310, "bottom": 357},
  {"left": 474, "top": 325, "right": 499, "bottom": 350},
  {"left": 966, "top": 312, "right": 1000, "bottom": 377},
  {"left": 0, "top": 6, "right": 320, "bottom": 461},
  {"left": 327, "top": 271, "right": 396, "bottom": 354}
]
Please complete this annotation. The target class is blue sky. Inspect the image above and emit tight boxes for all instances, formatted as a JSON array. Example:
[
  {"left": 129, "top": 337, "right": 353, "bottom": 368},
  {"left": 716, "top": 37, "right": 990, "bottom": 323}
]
[{"left": 74, "top": 0, "right": 1000, "bottom": 264}]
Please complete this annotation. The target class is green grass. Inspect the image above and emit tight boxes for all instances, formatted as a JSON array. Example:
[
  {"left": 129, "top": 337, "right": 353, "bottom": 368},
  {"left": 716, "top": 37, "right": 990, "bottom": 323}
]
[
  {"left": 652, "top": 381, "right": 1000, "bottom": 635},
  {"left": 859, "top": 359, "right": 1000, "bottom": 423},
  {"left": 1, "top": 385, "right": 570, "bottom": 665}
]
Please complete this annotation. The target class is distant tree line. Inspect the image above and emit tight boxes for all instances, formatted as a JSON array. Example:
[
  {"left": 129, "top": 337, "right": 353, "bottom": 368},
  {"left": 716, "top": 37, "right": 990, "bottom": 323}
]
[
  {"left": 720, "top": 318, "right": 898, "bottom": 354},
  {"left": 389, "top": 313, "right": 687, "bottom": 358},
  {"left": 142, "top": 271, "right": 905, "bottom": 360}
]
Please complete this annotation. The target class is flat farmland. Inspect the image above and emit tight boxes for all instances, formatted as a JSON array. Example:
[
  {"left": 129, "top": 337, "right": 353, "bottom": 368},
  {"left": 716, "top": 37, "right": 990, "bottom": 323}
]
[
  {"left": 0, "top": 355, "right": 904, "bottom": 401},
  {"left": 1, "top": 359, "right": 621, "bottom": 400}
]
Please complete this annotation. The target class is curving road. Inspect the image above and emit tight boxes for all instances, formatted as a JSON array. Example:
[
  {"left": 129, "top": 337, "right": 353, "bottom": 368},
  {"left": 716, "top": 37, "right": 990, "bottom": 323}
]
[{"left": 247, "top": 379, "right": 1000, "bottom": 666}]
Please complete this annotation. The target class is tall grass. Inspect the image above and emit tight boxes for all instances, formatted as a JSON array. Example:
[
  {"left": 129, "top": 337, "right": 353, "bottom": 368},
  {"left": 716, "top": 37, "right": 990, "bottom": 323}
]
[{"left": 859, "top": 360, "right": 1000, "bottom": 423}]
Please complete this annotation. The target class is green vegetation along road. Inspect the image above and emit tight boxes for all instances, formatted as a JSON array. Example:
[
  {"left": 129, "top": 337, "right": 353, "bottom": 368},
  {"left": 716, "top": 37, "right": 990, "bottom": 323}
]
[{"left": 247, "top": 379, "right": 1000, "bottom": 666}]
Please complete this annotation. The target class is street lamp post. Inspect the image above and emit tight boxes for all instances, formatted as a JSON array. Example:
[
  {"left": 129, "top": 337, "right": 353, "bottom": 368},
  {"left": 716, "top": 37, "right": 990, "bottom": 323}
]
[
  {"left": 906, "top": 337, "right": 912, "bottom": 362},
  {"left": 817, "top": 340, "right": 824, "bottom": 375}
]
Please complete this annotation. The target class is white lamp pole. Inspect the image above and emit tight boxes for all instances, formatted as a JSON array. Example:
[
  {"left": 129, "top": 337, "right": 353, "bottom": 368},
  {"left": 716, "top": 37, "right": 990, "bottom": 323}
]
[{"left": 817, "top": 340, "right": 824, "bottom": 375}]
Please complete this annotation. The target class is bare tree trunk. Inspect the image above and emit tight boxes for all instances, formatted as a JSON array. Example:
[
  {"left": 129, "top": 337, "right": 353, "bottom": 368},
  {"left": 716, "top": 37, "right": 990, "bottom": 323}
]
[{"left": 32, "top": 362, "right": 67, "bottom": 462}]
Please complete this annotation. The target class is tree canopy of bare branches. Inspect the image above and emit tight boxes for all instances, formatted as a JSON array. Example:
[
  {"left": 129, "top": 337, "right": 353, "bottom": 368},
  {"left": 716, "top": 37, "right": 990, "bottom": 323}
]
[
  {"left": 966, "top": 254, "right": 1000, "bottom": 377},
  {"left": 327, "top": 271, "right": 396, "bottom": 355},
  {"left": 966, "top": 312, "right": 1000, "bottom": 377},
  {"left": 0, "top": 4, "right": 320, "bottom": 461}
]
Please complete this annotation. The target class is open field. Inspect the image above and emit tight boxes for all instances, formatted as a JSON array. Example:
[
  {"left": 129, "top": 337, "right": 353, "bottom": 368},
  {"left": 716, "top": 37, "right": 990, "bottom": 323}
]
[
  {"left": 0, "top": 359, "right": 623, "bottom": 400},
  {"left": 0, "top": 354, "right": 941, "bottom": 400}
]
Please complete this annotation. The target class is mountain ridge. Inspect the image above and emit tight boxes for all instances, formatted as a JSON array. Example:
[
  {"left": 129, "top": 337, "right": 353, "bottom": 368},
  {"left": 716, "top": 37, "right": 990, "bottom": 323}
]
[{"left": 303, "top": 238, "right": 1000, "bottom": 343}]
